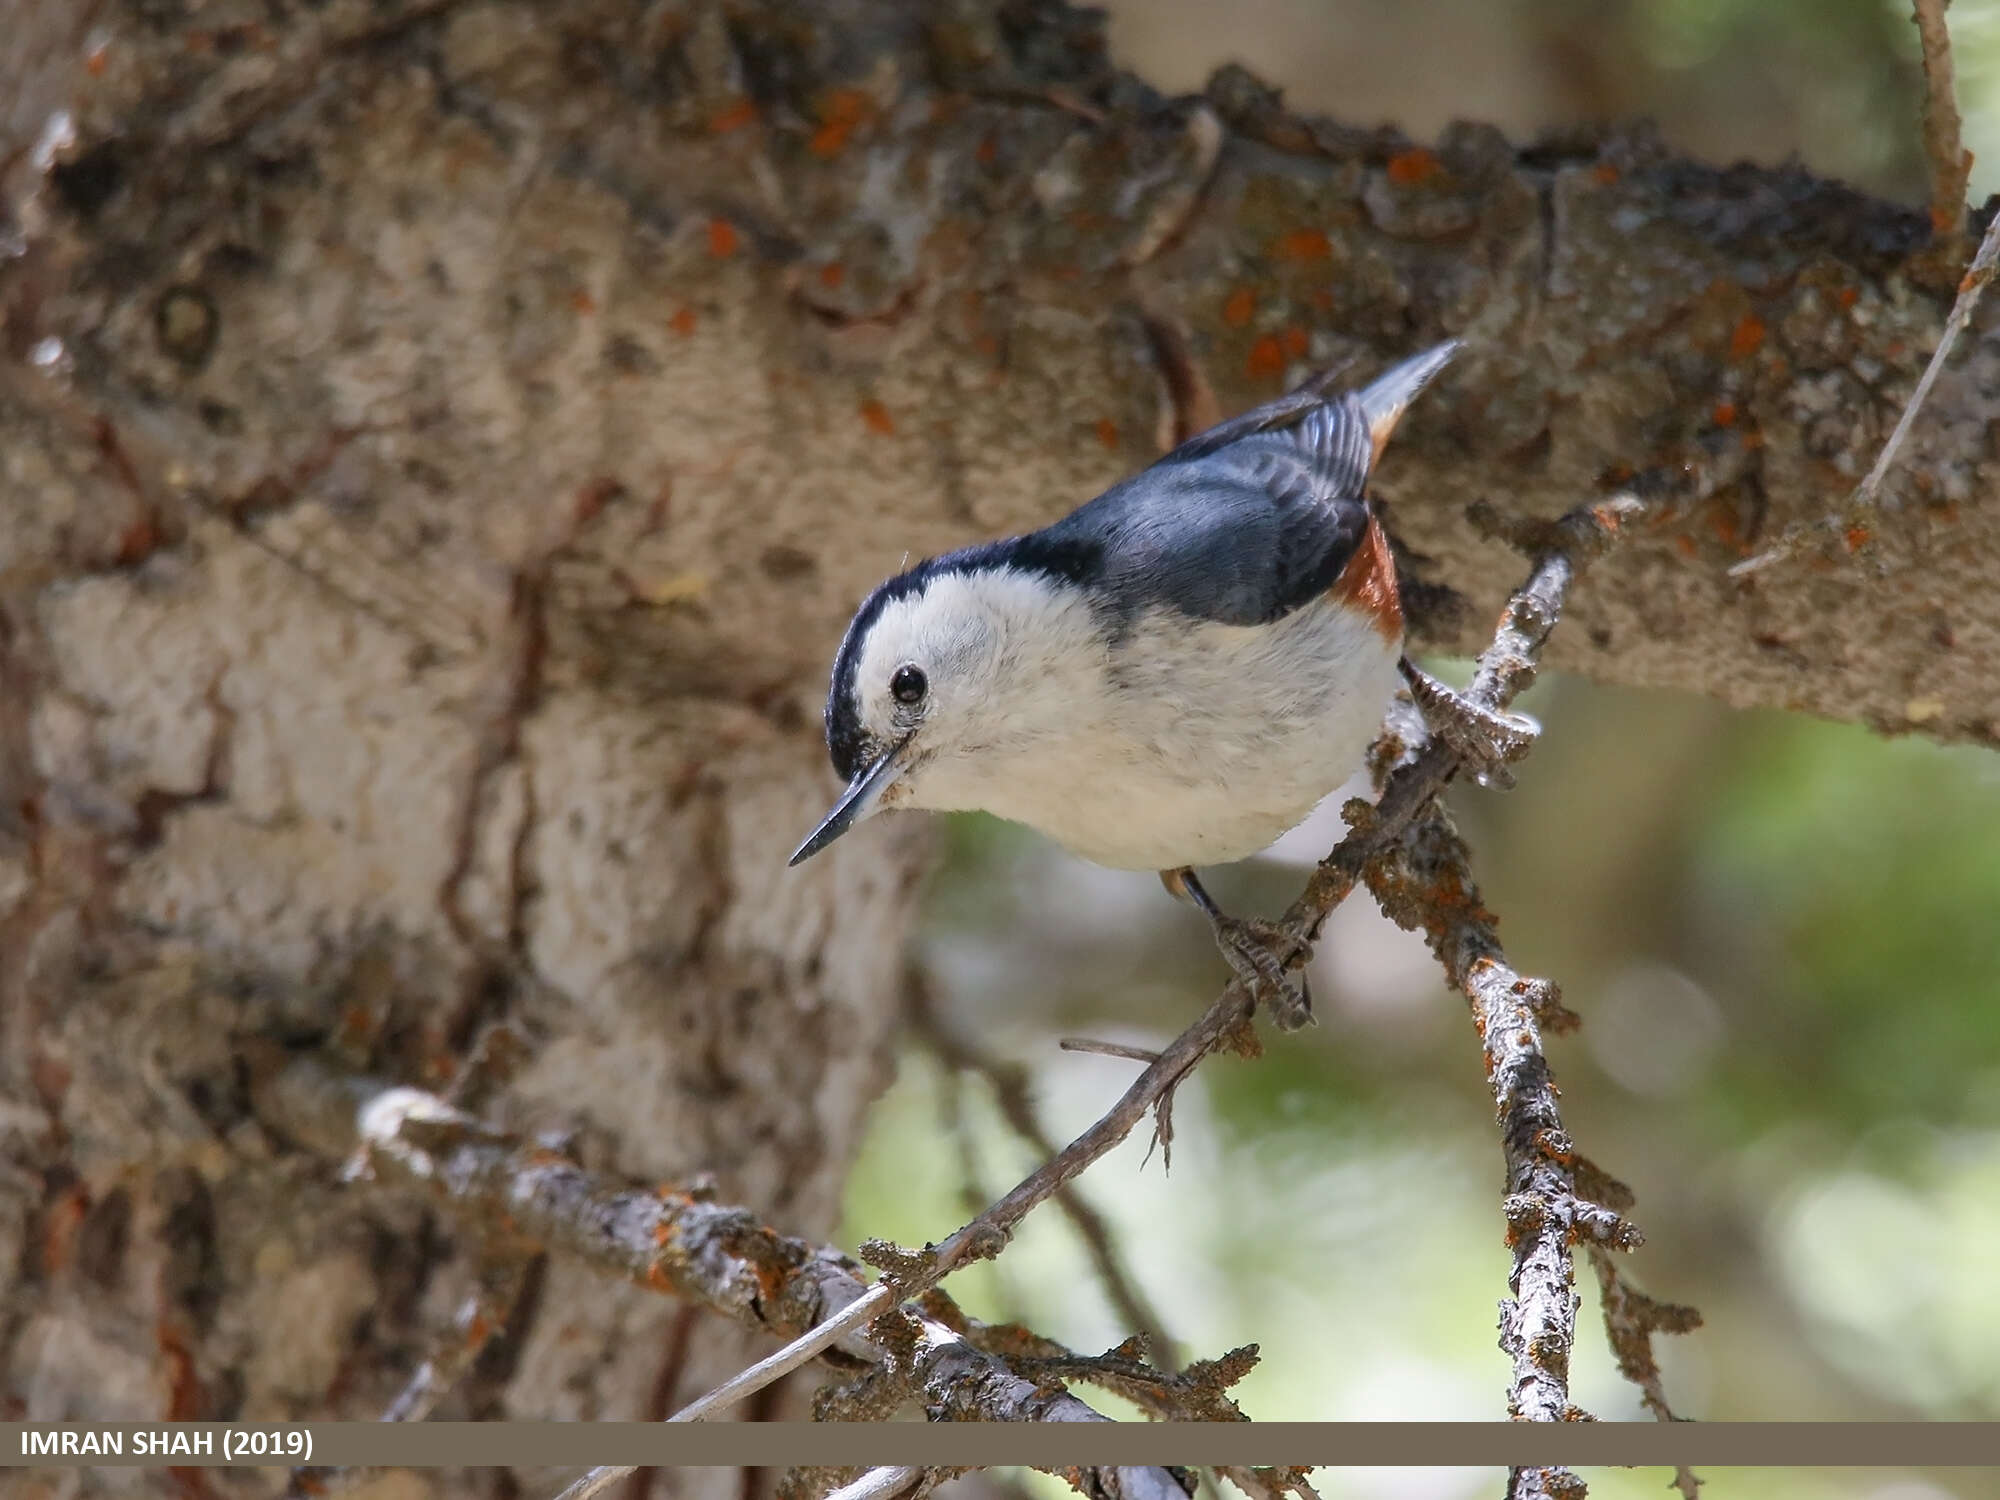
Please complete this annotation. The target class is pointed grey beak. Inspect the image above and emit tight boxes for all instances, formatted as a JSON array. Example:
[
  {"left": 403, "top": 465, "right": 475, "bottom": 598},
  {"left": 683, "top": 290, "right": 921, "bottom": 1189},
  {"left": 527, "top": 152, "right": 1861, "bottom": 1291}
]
[{"left": 788, "top": 740, "right": 908, "bottom": 866}]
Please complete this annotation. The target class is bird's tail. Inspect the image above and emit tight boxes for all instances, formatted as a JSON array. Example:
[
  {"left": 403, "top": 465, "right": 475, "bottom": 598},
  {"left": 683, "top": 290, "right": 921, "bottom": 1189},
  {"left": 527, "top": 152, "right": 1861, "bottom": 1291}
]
[{"left": 1353, "top": 339, "right": 1460, "bottom": 466}]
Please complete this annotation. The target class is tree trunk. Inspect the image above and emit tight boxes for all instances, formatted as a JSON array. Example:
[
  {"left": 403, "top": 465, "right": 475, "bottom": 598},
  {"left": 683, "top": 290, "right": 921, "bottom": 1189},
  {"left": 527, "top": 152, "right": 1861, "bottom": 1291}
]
[{"left": 1, "top": 0, "right": 1992, "bottom": 1494}]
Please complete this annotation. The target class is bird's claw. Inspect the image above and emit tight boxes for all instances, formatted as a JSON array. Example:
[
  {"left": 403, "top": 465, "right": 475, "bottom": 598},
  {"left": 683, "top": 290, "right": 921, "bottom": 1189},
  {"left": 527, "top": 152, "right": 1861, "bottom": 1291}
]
[
  {"left": 1210, "top": 914, "right": 1316, "bottom": 1032},
  {"left": 1402, "top": 664, "right": 1539, "bottom": 789}
]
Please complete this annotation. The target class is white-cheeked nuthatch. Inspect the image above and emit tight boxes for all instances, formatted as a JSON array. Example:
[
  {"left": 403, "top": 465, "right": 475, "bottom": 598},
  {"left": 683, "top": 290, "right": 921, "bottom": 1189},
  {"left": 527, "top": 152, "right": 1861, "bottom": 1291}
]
[{"left": 790, "top": 340, "right": 1509, "bottom": 1023}]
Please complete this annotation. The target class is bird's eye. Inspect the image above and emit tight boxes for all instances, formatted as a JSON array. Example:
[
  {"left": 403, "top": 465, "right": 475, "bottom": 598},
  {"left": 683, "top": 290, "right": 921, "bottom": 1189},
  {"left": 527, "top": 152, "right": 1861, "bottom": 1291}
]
[{"left": 890, "top": 665, "right": 928, "bottom": 706}]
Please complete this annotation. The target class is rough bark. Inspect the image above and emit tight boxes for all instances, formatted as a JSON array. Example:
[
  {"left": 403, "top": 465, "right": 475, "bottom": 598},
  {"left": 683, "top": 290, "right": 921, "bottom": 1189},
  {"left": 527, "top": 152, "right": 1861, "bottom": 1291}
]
[{"left": 0, "top": 0, "right": 1994, "bottom": 1494}]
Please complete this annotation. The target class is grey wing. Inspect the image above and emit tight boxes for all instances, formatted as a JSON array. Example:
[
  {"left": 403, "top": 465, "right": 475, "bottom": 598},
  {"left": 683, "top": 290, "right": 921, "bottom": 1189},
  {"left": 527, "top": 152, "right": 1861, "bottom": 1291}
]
[{"left": 1054, "top": 394, "right": 1376, "bottom": 627}]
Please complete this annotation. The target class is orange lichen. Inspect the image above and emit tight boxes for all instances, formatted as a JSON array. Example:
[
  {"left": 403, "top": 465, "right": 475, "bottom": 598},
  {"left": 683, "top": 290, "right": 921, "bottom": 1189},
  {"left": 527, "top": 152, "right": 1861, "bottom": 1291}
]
[
  {"left": 1591, "top": 162, "right": 1620, "bottom": 186},
  {"left": 818, "top": 262, "right": 845, "bottom": 288},
  {"left": 1712, "top": 400, "right": 1737, "bottom": 428},
  {"left": 86, "top": 44, "right": 109, "bottom": 77},
  {"left": 337, "top": 1002, "right": 374, "bottom": 1048},
  {"left": 669, "top": 306, "right": 697, "bottom": 337},
  {"left": 1095, "top": 417, "right": 1118, "bottom": 449},
  {"left": 1246, "top": 334, "right": 1286, "bottom": 380},
  {"left": 748, "top": 1256, "right": 789, "bottom": 1306},
  {"left": 1222, "top": 286, "right": 1255, "bottom": 327},
  {"left": 1674, "top": 534, "right": 1698, "bottom": 559},
  {"left": 859, "top": 399, "right": 896, "bottom": 436},
  {"left": 1281, "top": 324, "right": 1308, "bottom": 358},
  {"left": 975, "top": 134, "right": 998, "bottom": 165},
  {"left": 1846, "top": 525, "right": 1871, "bottom": 551},
  {"left": 709, "top": 97, "right": 757, "bottom": 134},
  {"left": 41, "top": 1186, "right": 88, "bottom": 1274},
  {"left": 1386, "top": 148, "right": 1441, "bottom": 185},
  {"left": 1271, "top": 227, "right": 1331, "bottom": 262},
  {"left": 574, "top": 477, "right": 620, "bottom": 524},
  {"left": 1729, "top": 313, "right": 1765, "bottom": 361},
  {"left": 706, "top": 219, "right": 739, "bottom": 258},
  {"left": 1837, "top": 285, "right": 1860, "bottom": 310},
  {"left": 570, "top": 289, "right": 596, "bottom": 315},
  {"left": 116, "top": 514, "right": 161, "bottom": 566},
  {"left": 810, "top": 89, "right": 872, "bottom": 157}
]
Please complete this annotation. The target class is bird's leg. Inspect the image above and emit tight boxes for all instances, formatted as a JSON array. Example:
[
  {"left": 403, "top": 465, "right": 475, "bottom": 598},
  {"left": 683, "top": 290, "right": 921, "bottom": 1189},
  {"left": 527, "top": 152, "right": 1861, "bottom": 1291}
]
[
  {"left": 1160, "top": 867, "right": 1315, "bottom": 1031},
  {"left": 1399, "top": 657, "right": 1539, "bottom": 789}
]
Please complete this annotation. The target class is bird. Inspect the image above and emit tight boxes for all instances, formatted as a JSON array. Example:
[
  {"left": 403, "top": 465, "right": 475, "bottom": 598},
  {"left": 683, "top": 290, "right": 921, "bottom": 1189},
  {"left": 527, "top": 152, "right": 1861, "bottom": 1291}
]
[{"left": 789, "top": 340, "right": 1492, "bottom": 1026}]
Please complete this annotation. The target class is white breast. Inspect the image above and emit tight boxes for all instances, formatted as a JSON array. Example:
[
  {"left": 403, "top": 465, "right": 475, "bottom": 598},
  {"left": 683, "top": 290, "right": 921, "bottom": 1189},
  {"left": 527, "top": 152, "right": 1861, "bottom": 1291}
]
[{"left": 911, "top": 596, "right": 1401, "bottom": 871}]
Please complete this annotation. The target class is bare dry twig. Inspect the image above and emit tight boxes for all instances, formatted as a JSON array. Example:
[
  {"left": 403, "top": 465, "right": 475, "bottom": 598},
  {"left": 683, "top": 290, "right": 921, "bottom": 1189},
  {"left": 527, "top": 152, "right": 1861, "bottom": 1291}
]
[
  {"left": 1589, "top": 1248, "right": 1702, "bottom": 1500},
  {"left": 282, "top": 1262, "right": 530, "bottom": 1498},
  {"left": 1914, "top": 0, "right": 1972, "bottom": 249},
  {"left": 1734, "top": 3, "right": 1995, "bottom": 579},
  {"left": 823, "top": 1468, "right": 926, "bottom": 1500},
  {"left": 910, "top": 979, "right": 1179, "bottom": 1365}
]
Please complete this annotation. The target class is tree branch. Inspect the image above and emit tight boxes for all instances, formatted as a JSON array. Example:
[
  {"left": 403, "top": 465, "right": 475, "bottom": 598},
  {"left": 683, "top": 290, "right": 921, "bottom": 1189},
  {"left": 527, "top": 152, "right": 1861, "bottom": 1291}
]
[
  {"left": 1914, "top": 0, "right": 1971, "bottom": 248},
  {"left": 248, "top": 1051, "right": 1193, "bottom": 1500}
]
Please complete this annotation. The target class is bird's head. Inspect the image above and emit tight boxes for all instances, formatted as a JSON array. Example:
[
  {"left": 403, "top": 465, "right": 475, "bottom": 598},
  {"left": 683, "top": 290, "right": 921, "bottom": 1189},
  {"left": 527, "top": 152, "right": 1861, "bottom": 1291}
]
[{"left": 788, "top": 546, "right": 1103, "bottom": 866}]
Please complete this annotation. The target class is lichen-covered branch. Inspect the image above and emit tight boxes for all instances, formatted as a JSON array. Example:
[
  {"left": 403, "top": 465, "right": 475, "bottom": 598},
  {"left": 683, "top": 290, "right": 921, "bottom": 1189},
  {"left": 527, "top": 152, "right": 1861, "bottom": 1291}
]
[
  {"left": 1350, "top": 498, "right": 1702, "bottom": 1497},
  {"left": 249, "top": 1051, "right": 1194, "bottom": 1500}
]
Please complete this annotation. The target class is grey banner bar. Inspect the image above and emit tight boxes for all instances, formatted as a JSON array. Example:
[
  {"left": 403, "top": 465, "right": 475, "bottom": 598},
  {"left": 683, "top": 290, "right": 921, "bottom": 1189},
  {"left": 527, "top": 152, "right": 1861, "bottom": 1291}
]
[{"left": 5, "top": 1424, "right": 2000, "bottom": 1468}]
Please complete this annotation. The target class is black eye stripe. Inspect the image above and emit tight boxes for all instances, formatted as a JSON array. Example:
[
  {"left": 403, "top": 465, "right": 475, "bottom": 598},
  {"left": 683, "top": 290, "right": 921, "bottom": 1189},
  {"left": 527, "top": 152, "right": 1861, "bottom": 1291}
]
[{"left": 891, "top": 665, "right": 927, "bottom": 705}]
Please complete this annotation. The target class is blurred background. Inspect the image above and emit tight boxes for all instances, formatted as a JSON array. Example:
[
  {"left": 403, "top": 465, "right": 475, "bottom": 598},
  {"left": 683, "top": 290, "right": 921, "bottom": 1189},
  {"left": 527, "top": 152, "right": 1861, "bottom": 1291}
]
[{"left": 838, "top": 3, "right": 2000, "bottom": 1498}]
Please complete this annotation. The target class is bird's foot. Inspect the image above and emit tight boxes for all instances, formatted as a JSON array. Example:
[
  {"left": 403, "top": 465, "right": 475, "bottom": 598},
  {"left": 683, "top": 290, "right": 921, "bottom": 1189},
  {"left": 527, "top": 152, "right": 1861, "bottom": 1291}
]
[
  {"left": 1211, "top": 912, "right": 1315, "bottom": 1032},
  {"left": 1400, "top": 661, "right": 1539, "bottom": 789},
  {"left": 1161, "top": 869, "right": 1315, "bottom": 1031}
]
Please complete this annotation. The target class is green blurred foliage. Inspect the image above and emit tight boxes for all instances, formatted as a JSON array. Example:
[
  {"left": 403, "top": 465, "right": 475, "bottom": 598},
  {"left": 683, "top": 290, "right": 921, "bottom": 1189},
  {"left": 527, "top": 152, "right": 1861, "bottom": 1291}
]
[{"left": 1696, "top": 718, "right": 2000, "bottom": 1139}]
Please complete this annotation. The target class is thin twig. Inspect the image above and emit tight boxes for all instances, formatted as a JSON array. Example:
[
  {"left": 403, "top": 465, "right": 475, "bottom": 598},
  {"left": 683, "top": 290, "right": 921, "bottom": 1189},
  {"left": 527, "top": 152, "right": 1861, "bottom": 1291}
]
[
  {"left": 1059, "top": 1037, "right": 1163, "bottom": 1064},
  {"left": 910, "top": 980, "right": 1179, "bottom": 1365},
  {"left": 1731, "top": 208, "right": 2000, "bottom": 578},
  {"left": 823, "top": 1468, "right": 925, "bottom": 1500},
  {"left": 663, "top": 983, "right": 1266, "bottom": 1425},
  {"left": 553, "top": 1467, "right": 634, "bottom": 1500},
  {"left": 1588, "top": 1248, "right": 1703, "bottom": 1500},
  {"left": 1914, "top": 0, "right": 1971, "bottom": 248}
]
